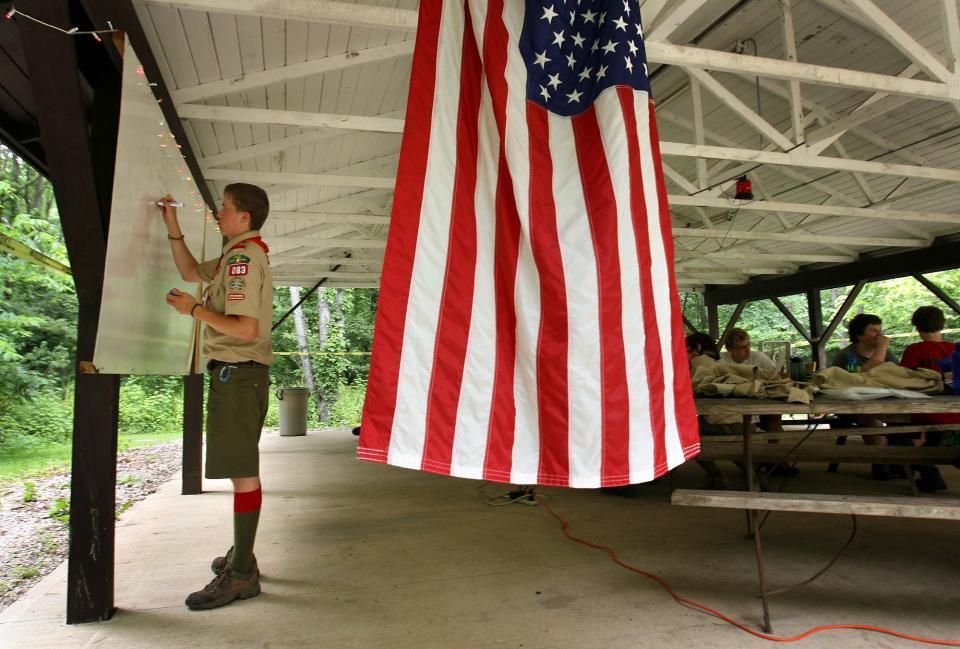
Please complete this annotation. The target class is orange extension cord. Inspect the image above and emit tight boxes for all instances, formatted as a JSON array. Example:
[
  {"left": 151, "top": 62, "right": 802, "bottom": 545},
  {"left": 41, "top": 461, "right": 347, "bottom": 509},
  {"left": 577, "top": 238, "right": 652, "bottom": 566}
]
[{"left": 538, "top": 497, "right": 960, "bottom": 646}]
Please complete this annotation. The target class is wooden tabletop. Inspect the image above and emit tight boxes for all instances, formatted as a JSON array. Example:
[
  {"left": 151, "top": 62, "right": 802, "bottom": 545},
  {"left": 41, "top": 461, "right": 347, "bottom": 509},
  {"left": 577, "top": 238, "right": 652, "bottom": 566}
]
[{"left": 694, "top": 395, "right": 960, "bottom": 416}]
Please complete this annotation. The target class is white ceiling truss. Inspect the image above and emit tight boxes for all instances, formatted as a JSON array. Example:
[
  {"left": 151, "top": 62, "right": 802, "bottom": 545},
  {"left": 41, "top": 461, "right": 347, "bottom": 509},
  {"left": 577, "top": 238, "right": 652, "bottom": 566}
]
[{"left": 135, "top": 0, "right": 960, "bottom": 291}]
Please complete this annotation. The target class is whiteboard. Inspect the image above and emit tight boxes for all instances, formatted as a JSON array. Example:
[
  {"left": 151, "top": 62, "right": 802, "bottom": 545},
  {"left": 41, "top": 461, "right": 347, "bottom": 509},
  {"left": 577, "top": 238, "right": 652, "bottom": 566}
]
[{"left": 93, "top": 37, "right": 221, "bottom": 375}]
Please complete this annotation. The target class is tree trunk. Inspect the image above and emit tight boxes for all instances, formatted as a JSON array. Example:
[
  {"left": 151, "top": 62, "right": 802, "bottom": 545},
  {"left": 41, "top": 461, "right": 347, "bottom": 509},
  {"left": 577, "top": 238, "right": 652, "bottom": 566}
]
[
  {"left": 316, "top": 289, "right": 332, "bottom": 421},
  {"left": 289, "top": 287, "right": 317, "bottom": 419}
]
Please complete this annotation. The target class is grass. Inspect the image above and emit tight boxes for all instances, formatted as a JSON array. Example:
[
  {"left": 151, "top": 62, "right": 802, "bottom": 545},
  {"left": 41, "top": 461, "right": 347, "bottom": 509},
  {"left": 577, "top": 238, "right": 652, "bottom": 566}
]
[{"left": 0, "top": 430, "right": 182, "bottom": 485}]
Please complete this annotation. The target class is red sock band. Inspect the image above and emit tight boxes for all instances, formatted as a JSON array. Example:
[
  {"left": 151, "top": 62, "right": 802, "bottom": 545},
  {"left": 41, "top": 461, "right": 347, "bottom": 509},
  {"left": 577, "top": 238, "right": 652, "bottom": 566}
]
[{"left": 234, "top": 487, "right": 262, "bottom": 513}]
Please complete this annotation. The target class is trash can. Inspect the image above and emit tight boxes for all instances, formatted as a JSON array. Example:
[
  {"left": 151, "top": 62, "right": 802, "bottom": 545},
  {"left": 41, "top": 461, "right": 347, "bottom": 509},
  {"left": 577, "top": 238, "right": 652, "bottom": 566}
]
[{"left": 277, "top": 387, "right": 310, "bottom": 437}]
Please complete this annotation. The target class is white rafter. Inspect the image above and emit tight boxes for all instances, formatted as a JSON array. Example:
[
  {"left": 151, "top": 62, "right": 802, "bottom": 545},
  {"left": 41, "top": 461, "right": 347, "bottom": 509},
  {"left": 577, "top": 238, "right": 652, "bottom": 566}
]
[
  {"left": 272, "top": 237, "right": 388, "bottom": 249},
  {"left": 673, "top": 227, "right": 926, "bottom": 248},
  {"left": 943, "top": 0, "right": 960, "bottom": 73},
  {"left": 659, "top": 142, "right": 960, "bottom": 183},
  {"left": 667, "top": 195, "right": 960, "bottom": 224},
  {"left": 204, "top": 169, "right": 395, "bottom": 189},
  {"left": 646, "top": 0, "right": 713, "bottom": 41},
  {"left": 270, "top": 257, "right": 383, "bottom": 265},
  {"left": 200, "top": 130, "right": 337, "bottom": 168},
  {"left": 688, "top": 75, "right": 708, "bottom": 189},
  {"left": 819, "top": 0, "right": 952, "bottom": 82},
  {"left": 267, "top": 212, "right": 391, "bottom": 225},
  {"left": 137, "top": 0, "right": 418, "bottom": 31},
  {"left": 674, "top": 249, "right": 855, "bottom": 263},
  {"left": 178, "top": 105, "right": 406, "bottom": 133},
  {"left": 173, "top": 41, "right": 415, "bottom": 104},
  {"left": 781, "top": 0, "right": 804, "bottom": 145},
  {"left": 686, "top": 68, "right": 795, "bottom": 151},
  {"left": 804, "top": 94, "right": 915, "bottom": 153}
]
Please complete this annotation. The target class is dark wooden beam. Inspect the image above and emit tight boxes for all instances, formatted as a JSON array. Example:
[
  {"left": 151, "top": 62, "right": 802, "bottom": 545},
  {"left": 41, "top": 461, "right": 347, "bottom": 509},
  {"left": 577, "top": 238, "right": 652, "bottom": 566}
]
[
  {"left": 182, "top": 374, "right": 204, "bottom": 495},
  {"left": 807, "top": 289, "right": 825, "bottom": 369},
  {"left": 17, "top": 0, "right": 121, "bottom": 623},
  {"left": 707, "top": 303, "right": 719, "bottom": 339},
  {"left": 913, "top": 274, "right": 960, "bottom": 317},
  {"left": 682, "top": 313, "right": 698, "bottom": 334},
  {"left": 717, "top": 299, "right": 747, "bottom": 350},
  {"left": 81, "top": 0, "right": 217, "bottom": 212},
  {"left": 770, "top": 297, "right": 811, "bottom": 343},
  {"left": 821, "top": 281, "right": 866, "bottom": 358},
  {"left": 703, "top": 237, "right": 960, "bottom": 306}
]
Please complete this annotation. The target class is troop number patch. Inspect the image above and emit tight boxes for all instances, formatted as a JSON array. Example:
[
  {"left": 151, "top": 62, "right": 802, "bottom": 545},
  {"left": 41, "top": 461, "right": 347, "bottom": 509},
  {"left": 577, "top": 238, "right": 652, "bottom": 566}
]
[{"left": 228, "top": 263, "right": 248, "bottom": 276}]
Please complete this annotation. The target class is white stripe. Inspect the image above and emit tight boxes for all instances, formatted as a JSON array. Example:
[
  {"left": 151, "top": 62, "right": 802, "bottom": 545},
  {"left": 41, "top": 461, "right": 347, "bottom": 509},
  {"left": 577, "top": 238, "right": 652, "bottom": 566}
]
[
  {"left": 449, "top": 74, "right": 499, "bottom": 479},
  {"left": 635, "top": 96, "right": 686, "bottom": 469},
  {"left": 594, "top": 89, "right": 656, "bottom": 484},
  {"left": 547, "top": 114, "right": 603, "bottom": 488},
  {"left": 388, "top": 3, "right": 465, "bottom": 469},
  {"left": 500, "top": 2, "right": 541, "bottom": 483}
]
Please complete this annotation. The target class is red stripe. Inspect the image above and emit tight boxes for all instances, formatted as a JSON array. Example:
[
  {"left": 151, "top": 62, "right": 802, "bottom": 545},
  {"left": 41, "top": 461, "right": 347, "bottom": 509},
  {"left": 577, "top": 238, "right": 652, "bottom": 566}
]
[
  {"left": 358, "top": 0, "right": 443, "bottom": 461},
  {"left": 481, "top": 0, "right": 520, "bottom": 482},
  {"left": 571, "top": 108, "right": 631, "bottom": 487},
  {"left": 647, "top": 99, "right": 700, "bottom": 456},
  {"left": 618, "top": 87, "right": 668, "bottom": 476},
  {"left": 420, "top": 7, "right": 482, "bottom": 474},
  {"left": 526, "top": 105, "right": 569, "bottom": 487},
  {"left": 234, "top": 487, "right": 262, "bottom": 513}
]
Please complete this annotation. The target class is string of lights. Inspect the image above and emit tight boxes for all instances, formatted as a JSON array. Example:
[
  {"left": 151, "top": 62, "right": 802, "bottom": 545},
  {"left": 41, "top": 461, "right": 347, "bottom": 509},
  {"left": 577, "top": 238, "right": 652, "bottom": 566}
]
[{"left": 3, "top": 7, "right": 116, "bottom": 43}]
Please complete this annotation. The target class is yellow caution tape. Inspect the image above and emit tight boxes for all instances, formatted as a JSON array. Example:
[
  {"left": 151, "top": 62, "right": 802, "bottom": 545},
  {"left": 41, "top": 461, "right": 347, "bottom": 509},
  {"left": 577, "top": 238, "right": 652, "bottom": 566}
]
[{"left": 0, "top": 231, "right": 71, "bottom": 277}]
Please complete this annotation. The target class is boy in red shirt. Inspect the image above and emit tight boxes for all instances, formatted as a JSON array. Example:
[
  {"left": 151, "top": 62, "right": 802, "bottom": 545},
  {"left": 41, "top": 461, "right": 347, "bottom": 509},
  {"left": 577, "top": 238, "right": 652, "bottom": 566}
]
[{"left": 899, "top": 306, "right": 954, "bottom": 491}]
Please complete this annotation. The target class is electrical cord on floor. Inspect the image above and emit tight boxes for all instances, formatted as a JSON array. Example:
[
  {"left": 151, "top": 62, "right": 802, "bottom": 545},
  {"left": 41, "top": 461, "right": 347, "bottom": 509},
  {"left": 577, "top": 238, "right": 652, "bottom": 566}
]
[
  {"left": 537, "top": 496, "right": 960, "bottom": 646},
  {"left": 477, "top": 483, "right": 545, "bottom": 506}
]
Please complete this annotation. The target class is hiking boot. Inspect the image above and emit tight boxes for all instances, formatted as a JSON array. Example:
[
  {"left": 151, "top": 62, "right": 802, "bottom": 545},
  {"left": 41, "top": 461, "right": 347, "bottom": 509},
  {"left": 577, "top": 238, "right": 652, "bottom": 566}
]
[
  {"left": 211, "top": 546, "right": 257, "bottom": 575},
  {"left": 186, "top": 564, "right": 260, "bottom": 610}
]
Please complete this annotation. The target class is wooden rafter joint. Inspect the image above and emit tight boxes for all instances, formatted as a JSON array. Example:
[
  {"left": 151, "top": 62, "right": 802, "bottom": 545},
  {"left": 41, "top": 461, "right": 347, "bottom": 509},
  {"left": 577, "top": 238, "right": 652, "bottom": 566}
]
[{"left": 78, "top": 361, "right": 100, "bottom": 374}]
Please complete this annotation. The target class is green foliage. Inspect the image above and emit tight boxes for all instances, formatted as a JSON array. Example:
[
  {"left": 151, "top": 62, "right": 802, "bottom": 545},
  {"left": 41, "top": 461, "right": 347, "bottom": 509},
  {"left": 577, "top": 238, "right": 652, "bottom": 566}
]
[
  {"left": 11, "top": 565, "right": 39, "bottom": 580},
  {"left": 118, "top": 376, "right": 183, "bottom": 436},
  {"left": 682, "top": 271, "right": 960, "bottom": 362},
  {"left": 21, "top": 481, "right": 36, "bottom": 502},
  {"left": 47, "top": 497, "right": 69, "bottom": 523},
  {"left": 0, "top": 393, "right": 73, "bottom": 447},
  {"left": 327, "top": 382, "right": 367, "bottom": 428}
]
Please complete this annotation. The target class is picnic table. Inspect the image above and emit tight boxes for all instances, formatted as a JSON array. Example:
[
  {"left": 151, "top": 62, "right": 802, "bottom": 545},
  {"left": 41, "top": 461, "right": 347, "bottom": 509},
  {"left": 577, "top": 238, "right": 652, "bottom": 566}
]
[{"left": 672, "top": 395, "right": 960, "bottom": 632}]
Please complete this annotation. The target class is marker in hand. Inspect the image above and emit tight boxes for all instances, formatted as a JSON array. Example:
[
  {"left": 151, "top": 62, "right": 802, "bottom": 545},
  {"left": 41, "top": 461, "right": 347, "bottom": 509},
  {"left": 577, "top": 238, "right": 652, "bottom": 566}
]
[
  {"left": 168, "top": 288, "right": 180, "bottom": 296},
  {"left": 157, "top": 201, "right": 184, "bottom": 208}
]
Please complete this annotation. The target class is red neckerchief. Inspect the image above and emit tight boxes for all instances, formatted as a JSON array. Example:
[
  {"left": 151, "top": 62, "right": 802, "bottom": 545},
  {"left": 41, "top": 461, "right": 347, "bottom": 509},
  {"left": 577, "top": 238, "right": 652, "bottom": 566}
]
[{"left": 214, "top": 235, "right": 270, "bottom": 274}]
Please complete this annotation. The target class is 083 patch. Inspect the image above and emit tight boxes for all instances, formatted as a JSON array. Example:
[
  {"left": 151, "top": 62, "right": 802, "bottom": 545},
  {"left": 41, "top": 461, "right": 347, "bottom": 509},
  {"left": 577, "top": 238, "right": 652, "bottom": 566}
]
[
  {"left": 227, "top": 293, "right": 245, "bottom": 301},
  {"left": 228, "top": 263, "right": 248, "bottom": 276},
  {"left": 228, "top": 277, "right": 245, "bottom": 292}
]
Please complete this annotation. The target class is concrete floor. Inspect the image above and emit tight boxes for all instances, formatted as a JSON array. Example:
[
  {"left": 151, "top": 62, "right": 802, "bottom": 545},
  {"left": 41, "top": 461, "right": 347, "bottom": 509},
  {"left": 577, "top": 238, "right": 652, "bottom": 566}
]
[{"left": 1, "top": 430, "right": 959, "bottom": 649}]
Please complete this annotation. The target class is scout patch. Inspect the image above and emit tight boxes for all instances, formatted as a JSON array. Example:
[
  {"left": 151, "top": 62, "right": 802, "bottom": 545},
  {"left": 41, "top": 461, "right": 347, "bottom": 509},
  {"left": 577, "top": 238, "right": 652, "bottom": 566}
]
[
  {"left": 227, "top": 254, "right": 250, "bottom": 265},
  {"left": 228, "top": 263, "right": 248, "bottom": 276},
  {"left": 228, "top": 277, "right": 246, "bottom": 292},
  {"left": 227, "top": 293, "right": 245, "bottom": 300}
]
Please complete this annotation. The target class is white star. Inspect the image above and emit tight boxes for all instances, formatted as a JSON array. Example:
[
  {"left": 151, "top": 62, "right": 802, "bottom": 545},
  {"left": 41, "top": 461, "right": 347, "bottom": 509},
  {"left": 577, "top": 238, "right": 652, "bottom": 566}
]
[
  {"left": 580, "top": 9, "right": 597, "bottom": 23},
  {"left": 596, "top": 64, "right": 609, "bottom": 79},
  {"left": 635, "top": 22, "right": 643, "bottom": 35},
  {"left": 569, "top": 10, "right": 576, "bottom": 25},
  {"left": 534, "top": 50, "right": 551, "bottom": 69},
  {"left": 590, "top": 39, "right": 599, "bottom": 52},
  {"left": 572, "top": 32, "right": 585, "bottom": 47},
  {"left": 613, "top": 16, "right": 628, "bottom": 31},
  {"left": 578, "top": 66, "right": 593, "bottom": 81},
  {"left": 600, "top": 11, "right": 606, "bottom": 25},
  {"left": 566, "top": 89, "right": 583, "bottom": 103},
  {"left": 566, "top": 52, "right": 577, "bottom": 69},
  {"left": 546, "top": 72, "right": 562, "bottom": 89},
  {"left": 552, "top": 30, "right": 565, "bottom": 47},
  {"left": 602, "top": 39, "right": 617, "bottom": 54},
  {"left": 624, "top": 56, "right": 634, "bottom": 72},
  {"left": 628, "top": 40, "right": 639, "bottom": 57},
  {"left": 539, "top": 85, "right": 551, "bottom": 101},
  {"left": 623, "top": 0, "right": 631, "bottom": 16},
  {"left": 541, "top": 4, "right": 558, "bottom": 23},
  {"left": 643, "top": 62, "right": 649, "bottom": 76}
]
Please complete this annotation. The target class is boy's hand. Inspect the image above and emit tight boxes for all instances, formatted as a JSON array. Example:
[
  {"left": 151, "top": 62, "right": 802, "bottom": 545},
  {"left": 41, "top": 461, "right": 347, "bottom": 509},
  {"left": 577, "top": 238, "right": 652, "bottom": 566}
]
[{"left": 165, "top": 288, "right": 196, "bottom": 315}]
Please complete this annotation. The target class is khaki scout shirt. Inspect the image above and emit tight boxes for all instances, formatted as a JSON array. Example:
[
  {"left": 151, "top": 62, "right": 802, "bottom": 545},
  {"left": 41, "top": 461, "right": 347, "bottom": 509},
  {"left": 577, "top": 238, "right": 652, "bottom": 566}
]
[{"left": 196, "top": 230, "right": 274, "bottom": 365}]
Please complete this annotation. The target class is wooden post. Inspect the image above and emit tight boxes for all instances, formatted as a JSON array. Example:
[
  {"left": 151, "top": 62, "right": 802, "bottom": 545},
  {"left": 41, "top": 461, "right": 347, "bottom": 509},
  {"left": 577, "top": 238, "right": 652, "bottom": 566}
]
[
  {"left": 182, "top": 374, "right": 204, "bottom": 495},
  {"left": 913, "top": 273, "right": 960, "bottom": 317},
  {"left": 807, "top": 289, "right": 825, "bottom": 370},
  {"left": 718, "top": 299, "right": 747, "bottom": 349},
  {"left": 18, "top": 0, "right": 122, "bottom": 623},
  {"left": 707, "top": 303, "right": 720, "bottom": 340}
]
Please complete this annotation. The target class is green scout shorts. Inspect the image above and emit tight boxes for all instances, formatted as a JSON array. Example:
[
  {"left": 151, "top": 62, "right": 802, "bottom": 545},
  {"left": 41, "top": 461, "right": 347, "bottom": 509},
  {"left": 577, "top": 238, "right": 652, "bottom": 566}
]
[{"left": 205, "top": 364, "right": 270, "bottom": 479}]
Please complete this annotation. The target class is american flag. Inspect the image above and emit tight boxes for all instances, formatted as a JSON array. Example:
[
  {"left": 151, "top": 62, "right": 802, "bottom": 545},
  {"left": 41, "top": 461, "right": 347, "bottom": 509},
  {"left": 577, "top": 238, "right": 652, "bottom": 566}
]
[{"left": 358, "top": 0, "right": 700, "bottom": 487}]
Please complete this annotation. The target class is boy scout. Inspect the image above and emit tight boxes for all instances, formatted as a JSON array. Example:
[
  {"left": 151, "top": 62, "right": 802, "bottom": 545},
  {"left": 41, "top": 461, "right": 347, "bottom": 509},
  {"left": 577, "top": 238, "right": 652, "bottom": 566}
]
[{"left": 160, "top": 183, "right": 273, "bottom": 610}]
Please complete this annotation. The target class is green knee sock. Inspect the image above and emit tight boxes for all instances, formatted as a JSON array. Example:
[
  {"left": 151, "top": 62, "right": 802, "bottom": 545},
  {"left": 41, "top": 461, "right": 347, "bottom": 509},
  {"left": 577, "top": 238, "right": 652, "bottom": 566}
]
[{"left": 232, "top": 487, "right": 262, "bottom": 573}]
